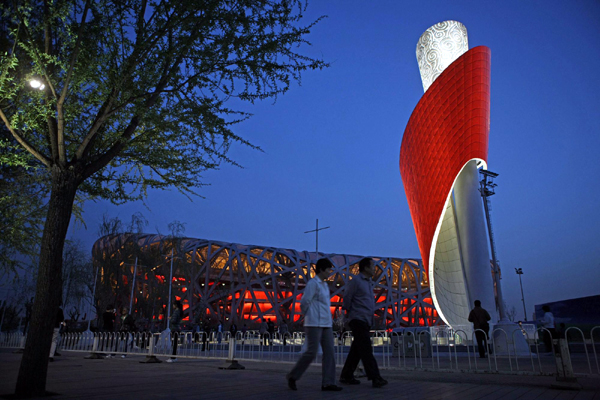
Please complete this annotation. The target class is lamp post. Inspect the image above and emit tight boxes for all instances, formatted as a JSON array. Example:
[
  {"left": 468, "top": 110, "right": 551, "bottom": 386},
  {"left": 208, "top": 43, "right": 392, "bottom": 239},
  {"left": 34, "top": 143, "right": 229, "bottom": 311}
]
[
  {"left": 515, "top": 268, "right": 527, "bottom": 321},
  {"left": 86, "top": 265, "right": 100, "bottom": 332},
  {"left": 304, "top": 219, "right": 330, "bottom": 261},
  {"left": 167, "top": 249, "right": 174, "bottom": 330},
  {"left": 479, "top": 169, "right": 507, "bottom": 320}
]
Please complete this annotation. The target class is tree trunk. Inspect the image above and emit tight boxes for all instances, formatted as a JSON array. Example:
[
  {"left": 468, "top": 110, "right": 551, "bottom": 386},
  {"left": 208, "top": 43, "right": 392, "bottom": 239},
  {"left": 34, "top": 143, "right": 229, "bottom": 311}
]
[{"left": 15, "top": 167, "right": 79, "bottom": 398}]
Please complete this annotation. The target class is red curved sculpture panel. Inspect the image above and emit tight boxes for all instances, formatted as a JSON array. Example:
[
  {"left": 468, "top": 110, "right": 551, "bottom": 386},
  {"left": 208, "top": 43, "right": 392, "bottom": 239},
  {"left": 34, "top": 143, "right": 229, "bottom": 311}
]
[{"left": 400, "top": 46, "right": 491, "bottom": 272}]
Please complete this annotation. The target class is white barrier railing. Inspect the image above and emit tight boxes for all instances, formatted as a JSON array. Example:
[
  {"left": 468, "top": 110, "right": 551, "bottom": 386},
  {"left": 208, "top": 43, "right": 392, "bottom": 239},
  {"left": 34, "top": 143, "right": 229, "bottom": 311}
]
[
  {"left": 2, "top": 326, "right": 599, "bottom": 377},
  {"left": 0, "top": 332, "right": 25, "bottom": 348}
]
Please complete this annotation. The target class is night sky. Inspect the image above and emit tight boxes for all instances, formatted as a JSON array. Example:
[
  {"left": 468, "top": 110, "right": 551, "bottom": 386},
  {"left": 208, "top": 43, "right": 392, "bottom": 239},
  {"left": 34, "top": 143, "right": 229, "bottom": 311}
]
[{"left": 69, "top": 1, "right": 600, "bottom": 322}]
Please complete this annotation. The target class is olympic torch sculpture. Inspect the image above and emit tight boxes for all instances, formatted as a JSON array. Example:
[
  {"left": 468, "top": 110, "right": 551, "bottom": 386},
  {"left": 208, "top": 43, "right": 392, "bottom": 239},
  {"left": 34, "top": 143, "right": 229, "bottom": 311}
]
[{"left": 400, "top": 22, "right": 530, "bottom": 355}]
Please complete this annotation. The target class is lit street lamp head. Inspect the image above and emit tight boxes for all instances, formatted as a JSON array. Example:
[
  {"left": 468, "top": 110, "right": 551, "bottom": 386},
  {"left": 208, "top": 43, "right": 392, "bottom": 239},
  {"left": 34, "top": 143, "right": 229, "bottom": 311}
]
[
  {"left": 29, "top": 79, "right": 45, "bottom": 90},
  {"left": 514, "top": 267, "right": 527, "bottom": 320}
]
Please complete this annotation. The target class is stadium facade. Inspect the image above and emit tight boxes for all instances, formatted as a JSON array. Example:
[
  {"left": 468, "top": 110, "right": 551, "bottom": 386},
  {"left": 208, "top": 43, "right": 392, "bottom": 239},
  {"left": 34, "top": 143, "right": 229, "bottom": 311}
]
[
  {"left": 400, "top": 21, "right": 497, "bottom": 330},
  {"left": 92, "top": 234, "right": 441, "bottom": 330}
]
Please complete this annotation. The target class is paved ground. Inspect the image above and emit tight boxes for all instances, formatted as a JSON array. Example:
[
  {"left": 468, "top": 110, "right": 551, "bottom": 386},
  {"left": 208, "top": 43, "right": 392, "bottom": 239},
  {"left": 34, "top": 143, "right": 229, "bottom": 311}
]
[{"left": 1, "top": 349, "right": 599, "bottom": 400}]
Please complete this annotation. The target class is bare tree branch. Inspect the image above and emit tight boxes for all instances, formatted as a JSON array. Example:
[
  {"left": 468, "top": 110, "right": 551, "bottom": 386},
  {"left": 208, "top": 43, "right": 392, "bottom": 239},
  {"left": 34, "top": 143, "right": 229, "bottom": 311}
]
[{"left": 57, "top": 0, "right": 91, "bottom": 164}]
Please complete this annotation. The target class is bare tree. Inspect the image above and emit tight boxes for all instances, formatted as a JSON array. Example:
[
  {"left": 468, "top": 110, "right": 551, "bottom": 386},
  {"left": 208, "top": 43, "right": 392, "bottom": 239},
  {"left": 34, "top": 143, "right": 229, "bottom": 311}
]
[{"left": 61, "top": 240, "right": 93, "bottom": 325}]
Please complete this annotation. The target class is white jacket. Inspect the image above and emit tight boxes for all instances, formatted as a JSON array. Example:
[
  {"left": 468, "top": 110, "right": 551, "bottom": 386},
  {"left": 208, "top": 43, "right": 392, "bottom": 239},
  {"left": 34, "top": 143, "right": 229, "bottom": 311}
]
[
  {"left": 301, "top": 275, "right": 333, "bottom": 327},
  {"left": 541, "top": 312, "right": 555, "bottom": 329}
]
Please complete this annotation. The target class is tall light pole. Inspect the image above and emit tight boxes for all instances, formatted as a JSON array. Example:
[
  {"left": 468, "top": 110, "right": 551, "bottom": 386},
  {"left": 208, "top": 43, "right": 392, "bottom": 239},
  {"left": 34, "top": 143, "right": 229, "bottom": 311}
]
[
  {"left": 166, "top": 249, "right": 174, "bottom": 330},
  {"left": 479, "top": 169, "right": 507, "bottom": 321},
  {"left": 304, "top": 219, "right": 330, "bottom": 261},
  {"left": 515, "top": 268, "right": 527, "bottom": 321},
  {"left": 479, "top": 170, "right": 531, "bottom": 355},
  {"left": 86, "top": 265, "right": 100, "bottom": 332},
  {"left": 128, "top": 258, "right": 138, "bottom": 313}
]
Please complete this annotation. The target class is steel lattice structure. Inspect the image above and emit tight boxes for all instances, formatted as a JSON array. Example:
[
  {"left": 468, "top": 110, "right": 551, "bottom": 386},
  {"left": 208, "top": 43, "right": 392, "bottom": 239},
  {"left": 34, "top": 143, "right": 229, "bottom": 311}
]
[{"left": 93, "top": 234, "right": 441, "bottom": 329}]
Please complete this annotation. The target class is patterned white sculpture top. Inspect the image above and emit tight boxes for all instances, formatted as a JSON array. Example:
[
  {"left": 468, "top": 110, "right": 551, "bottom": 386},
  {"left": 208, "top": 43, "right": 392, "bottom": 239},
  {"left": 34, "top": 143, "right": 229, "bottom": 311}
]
[{"left": 416, "top": 20, "right": 469, "bottom": 92}]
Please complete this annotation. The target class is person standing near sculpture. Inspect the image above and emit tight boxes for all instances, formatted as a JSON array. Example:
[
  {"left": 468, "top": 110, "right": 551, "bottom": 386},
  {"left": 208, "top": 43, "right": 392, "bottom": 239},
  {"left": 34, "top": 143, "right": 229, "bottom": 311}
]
[
  {"left": 229, "top": 321, "right": 238, "bottom": 342},
  {"left": 102, "top": 304, "right": 116, "bottom": 357},
  {"left": 167, "top": 300, "right": 183, "bottom": 362},
  {"left": 340, "top": 257, "right": 388, "bottom": 388},
  {"left": 49, "top": 306, "right": 64, "bottom": 361},
  {"left": 216, "top": 320, "right": 223, "bottom": 344},
  {"left": 279, "top": 320, "right": 289, "bottom": 346},
  {"left": 267, "top": 318, "right": 275, "bottom": 346},
  {"left": 539, "top": 305, "right": 556, "bottom": 353},
  {"left": 103, "top": 304, "right": 116, "bottom": 332},
  {"left": 286, "top": 258, "right": 342, "bottom": 392},
  {"left": 260, "top": 318, "right": 268, "bottom": 346},
  {"left": 118, "top": 307, "right": 136, "bottom": 357},
  {"left": 468, "top": 300, "right": 491, "bottom": 358},
  {"left": 202, "top": 320, "right": 211, "bottom": 351}
]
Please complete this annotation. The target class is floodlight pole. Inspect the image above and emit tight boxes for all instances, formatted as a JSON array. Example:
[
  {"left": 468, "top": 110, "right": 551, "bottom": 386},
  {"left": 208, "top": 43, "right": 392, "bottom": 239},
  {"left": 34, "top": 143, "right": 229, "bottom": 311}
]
[
  {"left": 128, "top": 258, "right": 138, "bottom": 313},
  {"left": 87, "top": 265, "right": 100, "bottom": 332},
  {"left": 304, "top": 219, "right": 330, "bottom": 260},
  {"left": 167, "top": 249, "right": 174, "bottom": 329},
  {"left": 515, "top": 268, "right": 527, "bottom": 321},
  {"left": 479, "top": 169, "right": 507, "bottom": 321}
]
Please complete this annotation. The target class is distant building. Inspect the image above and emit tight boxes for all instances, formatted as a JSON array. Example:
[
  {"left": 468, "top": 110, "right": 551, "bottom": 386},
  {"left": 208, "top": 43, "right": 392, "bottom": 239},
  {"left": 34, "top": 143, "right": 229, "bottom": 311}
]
[
  {"left": 535, "top": 295, "right": 600, "bottom": 334},
  {"left": 92, "top": 233, "right": 441, "bottom": 330}
]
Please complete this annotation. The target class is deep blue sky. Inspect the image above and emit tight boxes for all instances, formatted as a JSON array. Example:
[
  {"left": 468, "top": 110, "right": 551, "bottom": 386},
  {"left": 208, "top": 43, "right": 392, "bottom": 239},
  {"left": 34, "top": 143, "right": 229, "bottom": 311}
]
[{"left": 71, "top": 0, "right": 600, "bottom": 322}]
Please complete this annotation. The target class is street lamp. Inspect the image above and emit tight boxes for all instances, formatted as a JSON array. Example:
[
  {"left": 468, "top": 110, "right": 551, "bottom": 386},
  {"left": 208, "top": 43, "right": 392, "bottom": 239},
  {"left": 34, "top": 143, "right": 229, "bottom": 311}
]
[
  {"left": 29, "top": 78, "right": 45, "bottom": 90},
  {"left": 515, "top": 268, "right": 527, "bottom": 321},
  {"left": 304, "top": 218, "right": 330, "bottom": 261}
]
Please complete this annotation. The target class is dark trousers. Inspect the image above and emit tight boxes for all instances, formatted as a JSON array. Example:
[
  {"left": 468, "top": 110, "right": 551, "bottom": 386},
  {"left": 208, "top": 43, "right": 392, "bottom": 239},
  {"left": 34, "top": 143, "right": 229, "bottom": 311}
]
[
  {"left": 340, "top": 319, "right": 381, "bottom": 380},
  {"left": 542, "top": 328, "right": 556, "bottom": 352},
  {"left": 171, "top": 331, "right": 179, "bottom": 358},
  {"left": 475, "top": 330, "right": 489, "bottom": 358}
]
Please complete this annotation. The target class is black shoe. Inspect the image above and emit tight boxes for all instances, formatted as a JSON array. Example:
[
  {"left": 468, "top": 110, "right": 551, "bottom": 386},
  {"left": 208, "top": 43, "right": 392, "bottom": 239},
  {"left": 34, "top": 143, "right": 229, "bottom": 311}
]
[
  {"left": 340, "top": 376, "right": 361, "bottom": 385},
  {"left": 287, "top": 377, "right": 297, "bottom": 391},
  {"left": 322, "top": 385, "right": 343, "bottom": 391},
  {"left": 372, "top": 377, "right": 388, "bottom": 388},
  {"left": 49, "top": 357, "right": 54, "bottom": 362}
]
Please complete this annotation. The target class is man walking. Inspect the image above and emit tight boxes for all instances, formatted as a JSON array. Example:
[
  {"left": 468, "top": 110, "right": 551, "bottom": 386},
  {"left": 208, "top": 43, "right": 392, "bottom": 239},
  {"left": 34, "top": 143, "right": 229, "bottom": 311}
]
[
  {"left": 468, "top": 300, "right": 491, "bottom": 358},
  {"left": 286, "top": 258, "right": 342, "bottom": 392},
  {"left": 340, "top": 257, "right": 388, "bottom": 388}
]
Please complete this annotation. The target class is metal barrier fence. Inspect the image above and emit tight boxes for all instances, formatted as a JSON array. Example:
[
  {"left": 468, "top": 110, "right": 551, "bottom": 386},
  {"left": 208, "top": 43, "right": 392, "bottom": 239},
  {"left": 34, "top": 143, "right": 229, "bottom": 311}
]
[{"left": 1, "top": 326, "right": 599, "bottom": 376}]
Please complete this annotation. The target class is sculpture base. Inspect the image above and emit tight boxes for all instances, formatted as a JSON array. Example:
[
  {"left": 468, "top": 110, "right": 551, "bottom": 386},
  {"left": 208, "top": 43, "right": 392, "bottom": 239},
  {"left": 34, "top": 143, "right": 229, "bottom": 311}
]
[
  {"left": 219, "top": 359, "right": 245, "bottom": 370},
  {"left": 139, "top": 355, "right": 162, "bottom": 363},
  {"left": 492, "top": 320, "right": 532, "bottom": 356},
  {"left": 84, "top": 353, "right": 105, "bottom": 359}
]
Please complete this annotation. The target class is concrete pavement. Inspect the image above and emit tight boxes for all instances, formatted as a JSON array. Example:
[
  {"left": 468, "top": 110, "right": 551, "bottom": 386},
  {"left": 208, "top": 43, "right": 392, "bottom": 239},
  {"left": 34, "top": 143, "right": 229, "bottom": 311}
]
[{"left": 1, "top": 349, "right": 599, "bottom": 399}]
